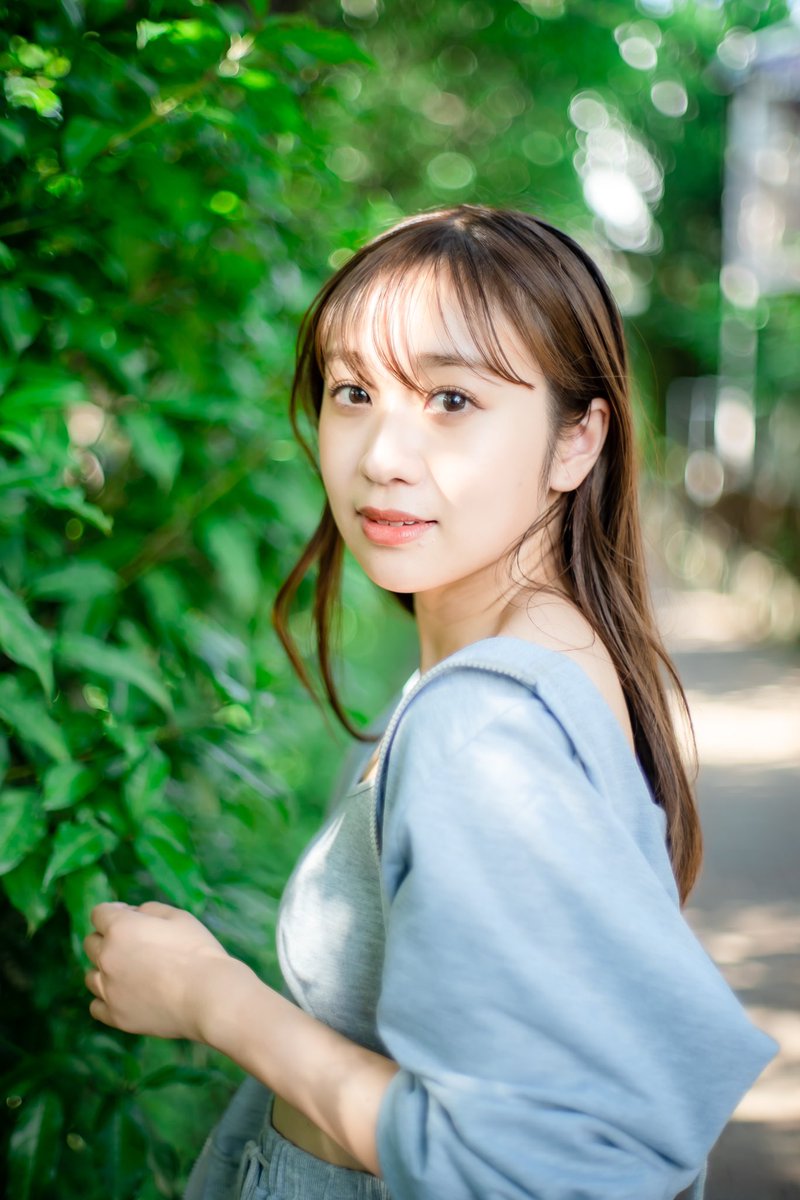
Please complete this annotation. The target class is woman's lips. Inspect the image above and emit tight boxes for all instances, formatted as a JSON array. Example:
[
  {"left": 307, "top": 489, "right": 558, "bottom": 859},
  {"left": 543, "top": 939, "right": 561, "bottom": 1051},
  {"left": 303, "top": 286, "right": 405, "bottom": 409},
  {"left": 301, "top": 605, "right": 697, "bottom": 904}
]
[
  {"left": 359, "top": 506, "right": 432, "bottom": 523},
  {"left": 358, "top": 508, "right": 436, "bottom": 546}
]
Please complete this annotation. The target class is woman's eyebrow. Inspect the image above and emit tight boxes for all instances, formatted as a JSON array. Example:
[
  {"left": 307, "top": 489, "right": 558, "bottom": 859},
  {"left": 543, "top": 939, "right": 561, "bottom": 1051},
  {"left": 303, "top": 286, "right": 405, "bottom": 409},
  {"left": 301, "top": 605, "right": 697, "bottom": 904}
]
[
  {"left": 325, "top": 347, "right": 363, "bottom": 368},
  {"left": 327, "top": 347, "right": 499, "bottom": 374},
  {"left": 417, "top": 352, "right": 535, "bottom": 388},
  {"left": 324, "top": 348, "right": 534, "bottom": 388},
  {"left": 416, "top": 352, "right": 498, "bottom": 374},
  {"left": 323, "top": 350, "right": 372, "bottom": 386}
]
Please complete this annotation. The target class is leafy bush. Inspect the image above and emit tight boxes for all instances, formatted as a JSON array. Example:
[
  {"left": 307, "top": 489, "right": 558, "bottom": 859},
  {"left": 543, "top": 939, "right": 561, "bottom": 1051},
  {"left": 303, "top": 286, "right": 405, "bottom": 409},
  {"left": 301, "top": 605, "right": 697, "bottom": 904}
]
[{"left": 0, "top": 3, "right": 405, "bottom": 1196}]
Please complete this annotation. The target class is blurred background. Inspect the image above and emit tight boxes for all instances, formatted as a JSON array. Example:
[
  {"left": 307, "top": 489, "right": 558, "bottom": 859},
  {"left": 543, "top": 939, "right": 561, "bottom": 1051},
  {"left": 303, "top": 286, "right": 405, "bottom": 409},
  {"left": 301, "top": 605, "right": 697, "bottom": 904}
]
[{"left": 0, "top": 1, "right": 797, "bottom": 1196}]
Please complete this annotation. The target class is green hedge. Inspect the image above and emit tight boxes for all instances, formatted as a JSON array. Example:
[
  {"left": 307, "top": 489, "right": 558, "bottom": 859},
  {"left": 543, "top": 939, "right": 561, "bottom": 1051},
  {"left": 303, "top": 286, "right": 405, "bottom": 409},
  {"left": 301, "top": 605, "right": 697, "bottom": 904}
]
[{"left": 0, "top": 3, "right": 409, "bottom": 1196}]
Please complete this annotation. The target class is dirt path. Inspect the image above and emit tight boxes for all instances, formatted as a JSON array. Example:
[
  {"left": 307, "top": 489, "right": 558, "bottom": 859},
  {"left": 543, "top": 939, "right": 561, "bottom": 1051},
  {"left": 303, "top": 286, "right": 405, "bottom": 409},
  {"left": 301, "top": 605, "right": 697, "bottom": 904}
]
[{"left": 657, "top": 588, "right": 800, "bottom": 1198}]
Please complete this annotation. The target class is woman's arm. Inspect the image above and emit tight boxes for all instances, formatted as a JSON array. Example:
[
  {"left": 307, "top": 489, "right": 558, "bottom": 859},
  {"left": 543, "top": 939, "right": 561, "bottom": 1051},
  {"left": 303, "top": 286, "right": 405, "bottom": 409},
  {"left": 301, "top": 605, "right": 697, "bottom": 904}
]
[
  {"left": 371, "top": 666, "right": 777, "bottom": 1200},
  {"left": 84, "top": 901, "right": 399, "bottom": 1175}
]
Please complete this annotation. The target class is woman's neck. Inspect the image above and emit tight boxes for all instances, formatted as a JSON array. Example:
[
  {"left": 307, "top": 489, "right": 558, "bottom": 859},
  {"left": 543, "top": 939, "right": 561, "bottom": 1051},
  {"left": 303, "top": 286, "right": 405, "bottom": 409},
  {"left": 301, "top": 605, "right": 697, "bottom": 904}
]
[
  {"left": 414, "top": 590, "right": 635, "bottom": 753},
  {"left": 413, "top": 540, "right": 569, "bottom": 675}
]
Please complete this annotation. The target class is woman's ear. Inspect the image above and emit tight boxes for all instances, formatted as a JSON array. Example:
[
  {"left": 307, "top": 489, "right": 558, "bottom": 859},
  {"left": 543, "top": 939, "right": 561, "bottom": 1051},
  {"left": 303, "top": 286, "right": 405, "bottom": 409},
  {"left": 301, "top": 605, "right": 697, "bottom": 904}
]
[{"left": 548, "top": 398, "right": 610, "bottom": 494}]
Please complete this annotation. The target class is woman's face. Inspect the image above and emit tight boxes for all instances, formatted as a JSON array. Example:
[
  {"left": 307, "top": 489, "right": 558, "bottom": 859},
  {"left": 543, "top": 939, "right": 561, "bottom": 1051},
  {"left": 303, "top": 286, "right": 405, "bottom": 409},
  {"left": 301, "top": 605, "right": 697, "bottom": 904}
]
[{"left": 317, "top": 274, "right": 558, "bottom": 605}]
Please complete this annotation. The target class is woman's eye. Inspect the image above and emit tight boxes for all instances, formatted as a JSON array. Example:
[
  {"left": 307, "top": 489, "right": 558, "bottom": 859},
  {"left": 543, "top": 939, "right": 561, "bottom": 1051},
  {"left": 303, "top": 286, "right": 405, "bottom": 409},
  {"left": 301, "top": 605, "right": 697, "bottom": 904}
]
[
  {"left": 331, "top": 384, "right": 369, "bottom": 406},
  {"left": 429, "top": 390, "right": 474, "bottom": 415}
]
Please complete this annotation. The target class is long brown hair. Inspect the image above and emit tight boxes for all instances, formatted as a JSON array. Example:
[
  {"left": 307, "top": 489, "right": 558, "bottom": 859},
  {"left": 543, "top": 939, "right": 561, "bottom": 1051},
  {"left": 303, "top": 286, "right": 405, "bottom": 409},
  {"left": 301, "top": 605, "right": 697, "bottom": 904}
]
[{"left": 272, "top": 204, "right": 701, "bottom": 902}]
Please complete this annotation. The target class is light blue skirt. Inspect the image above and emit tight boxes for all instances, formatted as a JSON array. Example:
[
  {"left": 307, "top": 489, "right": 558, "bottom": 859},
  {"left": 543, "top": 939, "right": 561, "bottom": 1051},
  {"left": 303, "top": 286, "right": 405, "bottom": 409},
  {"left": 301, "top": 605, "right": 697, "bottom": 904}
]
[{"left": 183, "top": 1076, "right": 391, "bottom": 1200}]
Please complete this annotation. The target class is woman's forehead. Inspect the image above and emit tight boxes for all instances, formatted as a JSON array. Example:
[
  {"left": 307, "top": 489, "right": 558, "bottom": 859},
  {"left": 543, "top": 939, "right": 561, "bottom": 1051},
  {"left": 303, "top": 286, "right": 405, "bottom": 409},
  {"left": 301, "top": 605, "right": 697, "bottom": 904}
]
[{"left": 319, "top": 269, "right": 535, "bottom": 387}]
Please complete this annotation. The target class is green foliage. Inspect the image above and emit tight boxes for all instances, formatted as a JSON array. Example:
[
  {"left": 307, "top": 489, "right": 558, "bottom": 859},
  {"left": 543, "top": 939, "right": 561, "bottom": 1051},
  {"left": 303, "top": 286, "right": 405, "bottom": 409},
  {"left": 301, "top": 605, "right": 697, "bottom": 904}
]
[
  {"left": 307, "top": 0, "right": 790, "bottom": 405},
  {"left": 0, "top": 1, "right": 394, "bottom": 1196}
]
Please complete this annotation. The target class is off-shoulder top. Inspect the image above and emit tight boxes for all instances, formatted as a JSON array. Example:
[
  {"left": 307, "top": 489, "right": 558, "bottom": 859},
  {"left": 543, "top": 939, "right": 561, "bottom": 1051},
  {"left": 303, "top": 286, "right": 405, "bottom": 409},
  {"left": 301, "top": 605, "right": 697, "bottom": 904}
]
[{"left": 276, "top": 635, "right": 777, "bottom": 1200}]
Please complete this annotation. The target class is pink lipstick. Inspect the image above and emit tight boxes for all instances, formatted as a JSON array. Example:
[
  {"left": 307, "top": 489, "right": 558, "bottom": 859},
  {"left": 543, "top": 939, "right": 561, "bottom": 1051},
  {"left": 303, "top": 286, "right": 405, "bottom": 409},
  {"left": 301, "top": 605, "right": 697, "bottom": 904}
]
[{"left": 358, "top": 506, "right": 436, "bottom": 547}]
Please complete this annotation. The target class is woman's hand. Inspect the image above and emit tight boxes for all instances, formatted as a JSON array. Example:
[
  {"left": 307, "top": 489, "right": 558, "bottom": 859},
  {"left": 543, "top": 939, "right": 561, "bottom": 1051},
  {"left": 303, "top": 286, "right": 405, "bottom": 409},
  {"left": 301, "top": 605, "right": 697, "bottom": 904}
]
[{"left": 83, "top": 900, "right": 231, "bottom": 1041}]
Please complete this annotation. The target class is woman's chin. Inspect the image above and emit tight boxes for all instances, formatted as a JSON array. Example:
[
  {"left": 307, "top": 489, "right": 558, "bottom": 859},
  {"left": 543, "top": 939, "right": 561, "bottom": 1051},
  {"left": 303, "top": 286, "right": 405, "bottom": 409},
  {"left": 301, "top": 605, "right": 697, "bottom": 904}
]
[
  {"left": 351, "top": 557, "right": 430, "bottom": 596},
  {"left": 364, "top": 570, "right": 424, "bottom": 594}
]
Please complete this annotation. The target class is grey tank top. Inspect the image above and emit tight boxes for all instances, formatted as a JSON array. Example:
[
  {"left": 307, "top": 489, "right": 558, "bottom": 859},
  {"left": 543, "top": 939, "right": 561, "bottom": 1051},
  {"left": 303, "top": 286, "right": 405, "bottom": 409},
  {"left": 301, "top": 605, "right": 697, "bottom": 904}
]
[{"left": 275, "top": 672, "right": 419, "bottom": 1055}]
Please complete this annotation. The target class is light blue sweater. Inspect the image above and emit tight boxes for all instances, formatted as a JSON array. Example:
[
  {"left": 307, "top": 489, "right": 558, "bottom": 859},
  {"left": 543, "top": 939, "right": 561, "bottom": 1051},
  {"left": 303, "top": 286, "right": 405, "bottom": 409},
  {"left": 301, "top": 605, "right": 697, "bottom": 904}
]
[
  {"left": 185, "top": 635, "right": 777, "bottom": 1200},
  {"left": 370, "top": 636, "right": 776, "bottom": 1199}
]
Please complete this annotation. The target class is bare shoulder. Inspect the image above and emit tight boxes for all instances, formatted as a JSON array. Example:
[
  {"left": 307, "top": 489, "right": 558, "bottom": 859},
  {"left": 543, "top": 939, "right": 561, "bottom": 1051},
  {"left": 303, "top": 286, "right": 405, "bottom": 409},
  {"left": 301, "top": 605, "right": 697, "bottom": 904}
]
[{"left": 499, "top": 597, "right": 635, "bottom": 751}]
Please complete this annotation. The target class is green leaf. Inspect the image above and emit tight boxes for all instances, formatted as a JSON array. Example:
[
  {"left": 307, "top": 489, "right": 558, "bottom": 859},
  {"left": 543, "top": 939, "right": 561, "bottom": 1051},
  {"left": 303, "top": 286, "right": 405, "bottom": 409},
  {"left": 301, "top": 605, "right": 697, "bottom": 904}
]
[
  {"left": 123, "top": 747, "right": 170, "bottom": 823},
  {"left": 202, "top": 518, "right": 261, "bottom": 620},
  {"left": 100, "top": 1102, "right": 148, "bottom": 1200},
  {"left": 0, "top": 789, "right": 46, "bottom": 875},
  {"left": 0, "top": 119, "right": 26, "bottom": 165},
  {"left": 90, "top": 795, "right": 130, "bottom": 839},
  {"left": 42, "top": 818, "right": 117, "bottom": 890},
  {"left": 133, "top": 831, "right": 206, "bottom": 910},
  {"left": 15, "top": 42, "right": 50, "bottom": 70},
  {"left": 142, "top": 393, "right": 237, "bottom": 422},
  {"left": 56, "top": 633, "right": 173, "bottom": 714},
  {"left": 28, "top": 560, "right": 118, "bottom": 602},
  {"left": 8, "top": 1091, "right": 63, "bottom": 1200},
  {"left": 134, "top": 1063, "right": 220, "bottom": 1091},
  {"left": 63, "top": 116, "right": 110, "bottom": 172},
  {"left": 63, "top": 863, "right": 115, "bottom": 951},
  {"left": 135, "top": 19, "right": 171, "bottom": 48},
  {"left": 259, "top": 20, "right": 374, "bottom": 66},
  {"left": 0, "top": 425, "right": 33, "bottom": 455},
  {"left": 103, "top": 721, "right": 150, "bottom": 763},
  {"left": 1, "top": 847, "right": 54, "bottom": 933},
  {"left": 142, "top": 809, "right": 192, "bottom": 854},
  {"left": 0, "top": 579, "right": 54, "bottom": 697},
  {"left": 0, "top": 352, "right": 15, "bottom": 394},
  {"left": 0, "top": 286, "right": 41, "bottom": 355},
  {"left": 138, "top": 568, "right": 190, "bottom": 634},
  {"left": 121, "top": 410, "right": 183, "bottom": 491},
  {"left": 42, "top": 761, "right": 97, "bottom": 812},
  {"left": 24, "top": 272, "right": 93, "bottom": 312},
  {"left": 0, "top": 677, "right": 70, "bottom": 761},
  {"left": 1, "top": 372, "right": 87, "bottom": 415},
  {"left": 30, "top": 484, "right": 113, "bottom": 534},
  {"left": 236, "top": 69, "right": 276, "bottom": 91},
  {"left": 164, "top": 18, "right": 225, "bottom": 45}
]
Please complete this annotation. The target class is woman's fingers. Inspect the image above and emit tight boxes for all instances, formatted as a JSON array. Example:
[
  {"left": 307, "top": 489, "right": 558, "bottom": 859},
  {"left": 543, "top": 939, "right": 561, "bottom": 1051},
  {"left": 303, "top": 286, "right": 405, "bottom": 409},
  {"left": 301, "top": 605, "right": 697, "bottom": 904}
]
[
  {"left": 81, "top": 899, "right": 221, "bottom": 1038},
  {"left": 90, "top": 901, "right": 130, "bottom": 935},
  {"left": 89, "top": 996, "right": 113, "bottom": 1027},
  {"left": 83, "top": 931, "right": 103, "bottom": 964},
  {"left": 84, "top": 967, "right": 106, "bottom": 1001},
  {"left": 137, "top": 900, "right": 181, "bottom": 919}
]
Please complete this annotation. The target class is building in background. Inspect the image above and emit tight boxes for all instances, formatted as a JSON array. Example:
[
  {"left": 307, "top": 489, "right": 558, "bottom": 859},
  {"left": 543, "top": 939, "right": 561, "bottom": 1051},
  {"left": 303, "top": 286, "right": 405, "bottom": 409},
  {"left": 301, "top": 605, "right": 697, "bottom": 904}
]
[{"left": 670, "top": 15, "right": 800, "bottom": 517}]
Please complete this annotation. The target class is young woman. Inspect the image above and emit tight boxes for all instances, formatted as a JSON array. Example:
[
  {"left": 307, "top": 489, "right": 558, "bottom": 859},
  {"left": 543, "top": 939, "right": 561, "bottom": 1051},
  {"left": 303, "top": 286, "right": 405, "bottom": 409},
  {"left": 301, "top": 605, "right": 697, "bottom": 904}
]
[{"left": 83, "top": 205, "right": 776, "bottom": 1200}]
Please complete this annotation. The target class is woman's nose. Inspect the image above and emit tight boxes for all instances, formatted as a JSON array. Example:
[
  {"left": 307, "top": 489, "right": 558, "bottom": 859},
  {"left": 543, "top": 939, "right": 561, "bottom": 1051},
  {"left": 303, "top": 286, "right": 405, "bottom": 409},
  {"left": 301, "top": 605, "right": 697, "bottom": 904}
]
[{"left": 358, "top": 407, "right": 423, "bottom": 485}]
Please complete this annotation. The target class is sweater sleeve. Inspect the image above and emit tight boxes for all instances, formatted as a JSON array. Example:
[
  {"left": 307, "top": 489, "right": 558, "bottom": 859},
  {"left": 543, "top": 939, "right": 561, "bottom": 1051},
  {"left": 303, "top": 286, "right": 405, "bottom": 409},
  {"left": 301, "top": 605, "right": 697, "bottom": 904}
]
[{"left": 373, "top": 669, "right": 777, "bottom": 1200}]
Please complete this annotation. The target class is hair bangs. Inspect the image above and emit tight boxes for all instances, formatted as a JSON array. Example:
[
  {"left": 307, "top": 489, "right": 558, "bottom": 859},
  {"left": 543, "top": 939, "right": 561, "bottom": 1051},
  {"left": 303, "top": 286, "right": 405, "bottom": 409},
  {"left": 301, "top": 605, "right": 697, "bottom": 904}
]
[
  {"left": 314, "top": 243, "right": 540, "bottom": 395},
  {"left": 315, "top": 259, "right": 438, "bottom": 393}
]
